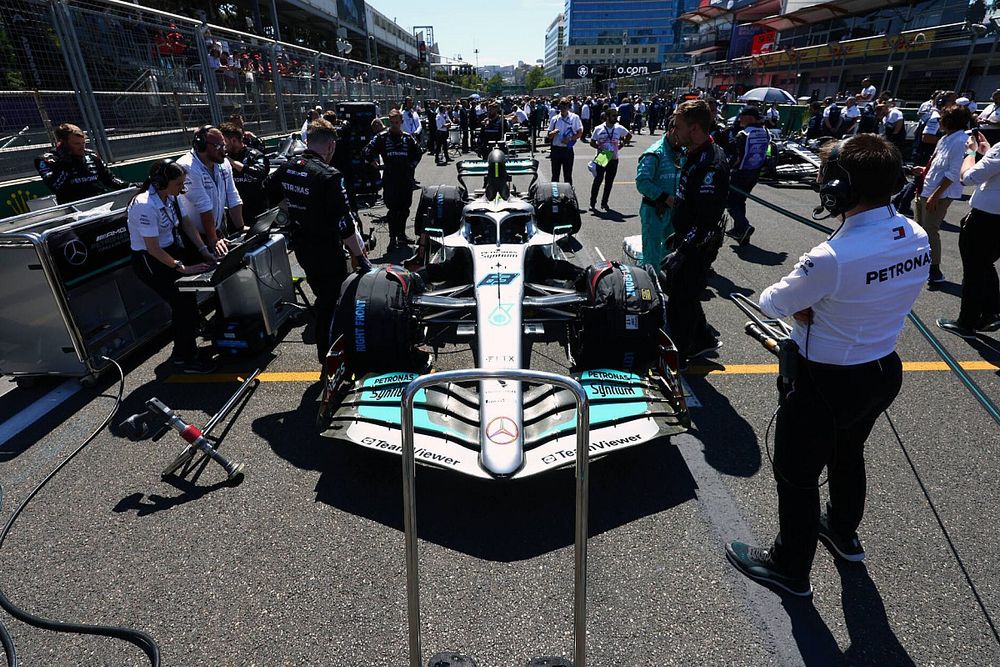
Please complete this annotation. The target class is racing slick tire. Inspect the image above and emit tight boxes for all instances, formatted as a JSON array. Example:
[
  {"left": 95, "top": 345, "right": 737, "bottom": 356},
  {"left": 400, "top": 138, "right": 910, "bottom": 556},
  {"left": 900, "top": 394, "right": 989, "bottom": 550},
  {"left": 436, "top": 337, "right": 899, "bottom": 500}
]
[
  {"left": 415, "top": 184, "right": 465, "bottom": 237},
  {"left": 573, "top": 260, "right": 665, "bottom": 371},
  {"left": 531, "top": 181, "right": 582, "bottom": 235},
  {"left": 331, "top": 266, "right": 426, "bottom": 374}
]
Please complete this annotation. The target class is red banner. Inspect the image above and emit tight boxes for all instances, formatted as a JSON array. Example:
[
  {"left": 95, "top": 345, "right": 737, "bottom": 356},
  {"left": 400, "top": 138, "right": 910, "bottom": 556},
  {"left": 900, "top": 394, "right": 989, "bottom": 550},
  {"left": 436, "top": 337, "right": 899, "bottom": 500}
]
[{"left": 751, "top": 31, "right": 777, "bottom": 55}]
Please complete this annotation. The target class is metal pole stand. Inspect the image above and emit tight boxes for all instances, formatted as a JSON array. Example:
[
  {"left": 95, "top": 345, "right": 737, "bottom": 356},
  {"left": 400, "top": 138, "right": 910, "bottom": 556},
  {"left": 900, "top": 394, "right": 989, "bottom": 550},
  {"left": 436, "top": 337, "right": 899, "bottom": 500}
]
[
  {"left": 401, "top": 369, "right": 591, "bottom": 667},
  {"left": 157, "top": 369, "right": 261, "bottom": 481}
]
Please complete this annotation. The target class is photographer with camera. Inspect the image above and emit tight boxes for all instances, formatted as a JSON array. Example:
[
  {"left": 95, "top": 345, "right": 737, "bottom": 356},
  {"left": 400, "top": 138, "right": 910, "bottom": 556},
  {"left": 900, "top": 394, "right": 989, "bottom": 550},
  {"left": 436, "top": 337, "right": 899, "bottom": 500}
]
[{"left": 725, "top": 134, "right": 930, "bottom": 597}]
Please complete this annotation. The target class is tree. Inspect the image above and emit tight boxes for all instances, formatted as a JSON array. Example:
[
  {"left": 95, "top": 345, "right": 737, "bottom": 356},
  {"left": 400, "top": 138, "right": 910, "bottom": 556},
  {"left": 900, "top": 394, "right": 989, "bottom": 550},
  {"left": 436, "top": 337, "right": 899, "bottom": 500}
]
[
  {"left": 524, "top": 66, "right": 554, "bottom": 92},
  {"left": 485, "top": 73, "right": 504, "bottom": 94}
]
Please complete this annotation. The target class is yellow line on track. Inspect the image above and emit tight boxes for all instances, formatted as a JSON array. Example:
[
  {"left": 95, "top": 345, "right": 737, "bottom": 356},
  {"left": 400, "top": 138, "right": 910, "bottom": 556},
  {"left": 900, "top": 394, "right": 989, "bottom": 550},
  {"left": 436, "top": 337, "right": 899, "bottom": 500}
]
[{"left": 164, "top": 361, "right": 997, "bottom": 384}]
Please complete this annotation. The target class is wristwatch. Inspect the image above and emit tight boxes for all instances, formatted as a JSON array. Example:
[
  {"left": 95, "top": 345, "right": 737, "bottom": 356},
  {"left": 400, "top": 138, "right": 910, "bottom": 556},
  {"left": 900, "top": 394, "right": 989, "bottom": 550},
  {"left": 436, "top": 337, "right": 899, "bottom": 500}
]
[{"left": 173, "top": 259, "right": 183, "bottom": 271}]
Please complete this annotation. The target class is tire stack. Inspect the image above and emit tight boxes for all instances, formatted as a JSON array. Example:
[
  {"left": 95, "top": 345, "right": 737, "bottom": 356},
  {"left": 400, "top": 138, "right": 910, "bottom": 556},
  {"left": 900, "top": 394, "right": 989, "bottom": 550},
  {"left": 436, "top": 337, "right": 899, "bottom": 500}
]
[{"left": 333, "top": 101, "right": 382, "bottom": 208}]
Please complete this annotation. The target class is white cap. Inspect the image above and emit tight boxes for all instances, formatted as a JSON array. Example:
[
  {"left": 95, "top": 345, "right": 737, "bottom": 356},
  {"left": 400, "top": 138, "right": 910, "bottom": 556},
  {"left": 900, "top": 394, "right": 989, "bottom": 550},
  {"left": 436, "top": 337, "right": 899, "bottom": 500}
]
[{"left": 956, "top": 97, "right": 971, "bottom": 106}]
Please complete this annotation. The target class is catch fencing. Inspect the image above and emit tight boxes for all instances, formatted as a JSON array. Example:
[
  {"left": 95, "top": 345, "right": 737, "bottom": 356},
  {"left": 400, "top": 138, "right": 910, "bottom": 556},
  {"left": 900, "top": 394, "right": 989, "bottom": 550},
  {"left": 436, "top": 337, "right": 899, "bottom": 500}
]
[{"left": 0, "top": 0, "right": 476, "bottom": 181}]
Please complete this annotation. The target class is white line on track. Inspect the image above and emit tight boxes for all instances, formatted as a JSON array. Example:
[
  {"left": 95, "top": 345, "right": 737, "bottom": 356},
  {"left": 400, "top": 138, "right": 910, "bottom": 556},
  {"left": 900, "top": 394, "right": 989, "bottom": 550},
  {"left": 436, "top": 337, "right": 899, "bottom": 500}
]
[
  {"left": 593, "top": 246, "right": 606, "bottom": 261},
  {"left": 680, "top": 377, "right": 702, "bottom": 408},
  {"left": 0, "top": 380, "right": 80, "bottom": 450}
]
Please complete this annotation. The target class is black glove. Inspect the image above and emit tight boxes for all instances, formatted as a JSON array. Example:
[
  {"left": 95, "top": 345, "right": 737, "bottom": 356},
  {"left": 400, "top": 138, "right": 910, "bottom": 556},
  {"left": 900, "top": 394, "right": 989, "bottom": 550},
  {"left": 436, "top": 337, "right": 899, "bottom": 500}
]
[
  {"left": 660, "top": 250, "right": 684, "bottom": 276},
  {"left": 655, "top": 193, "right": 670, "bottom": 218}
]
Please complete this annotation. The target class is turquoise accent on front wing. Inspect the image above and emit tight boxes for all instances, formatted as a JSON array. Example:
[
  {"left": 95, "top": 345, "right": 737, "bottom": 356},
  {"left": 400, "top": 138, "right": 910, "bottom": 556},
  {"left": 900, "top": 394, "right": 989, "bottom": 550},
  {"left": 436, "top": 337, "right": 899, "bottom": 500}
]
[
  {"left": 531, "top": 370, "right": 653, "bottom": 441},
  {"left": 355, "top": 372, "right": 467, "bottom": 440}
]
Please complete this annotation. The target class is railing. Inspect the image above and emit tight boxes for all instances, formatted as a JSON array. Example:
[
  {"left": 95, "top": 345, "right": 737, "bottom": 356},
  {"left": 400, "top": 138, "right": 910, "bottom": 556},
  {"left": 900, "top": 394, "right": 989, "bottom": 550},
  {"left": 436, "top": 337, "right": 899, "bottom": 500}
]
[{"left": 0, "top": 0, "right": 477, "bottom": 182}]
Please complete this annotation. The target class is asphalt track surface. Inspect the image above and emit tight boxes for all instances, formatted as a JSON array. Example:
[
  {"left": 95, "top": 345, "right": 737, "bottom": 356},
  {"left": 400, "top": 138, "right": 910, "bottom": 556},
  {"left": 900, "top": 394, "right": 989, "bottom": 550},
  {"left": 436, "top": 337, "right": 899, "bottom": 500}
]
[{"left": 0, "top": 132, "right": 998, "bottom": 666}]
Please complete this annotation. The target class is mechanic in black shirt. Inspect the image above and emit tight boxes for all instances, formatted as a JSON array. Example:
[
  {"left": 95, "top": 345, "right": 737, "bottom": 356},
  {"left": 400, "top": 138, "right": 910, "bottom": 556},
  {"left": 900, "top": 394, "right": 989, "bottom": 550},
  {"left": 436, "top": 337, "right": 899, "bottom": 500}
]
[
  {"left": 363, "top": 108, "right": 423, "bottom": 251},
  {"left": 35, "top": 123, "right": 129, "bottom": 204},
  {"left": 659, "top": 100, "right": 731, "bottom": 367},
  {"left": 264, "top": 119, "right": 371, "bottom": 362},
  {"left": 220, "top": 122, "right": 270, "bottom": 225}
]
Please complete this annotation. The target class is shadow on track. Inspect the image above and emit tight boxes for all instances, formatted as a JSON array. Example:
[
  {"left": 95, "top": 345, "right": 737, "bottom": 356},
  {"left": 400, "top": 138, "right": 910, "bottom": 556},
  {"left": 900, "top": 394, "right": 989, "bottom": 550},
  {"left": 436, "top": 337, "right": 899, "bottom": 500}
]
[
  {"left": 779, "top": 561, "right": 915, "bottom": 666},
  {"left": 253, "top": 384, "right": 697, "bottom": 561},
  {"left": 682, "top": 371, "right": 762, "bottom": 478}
]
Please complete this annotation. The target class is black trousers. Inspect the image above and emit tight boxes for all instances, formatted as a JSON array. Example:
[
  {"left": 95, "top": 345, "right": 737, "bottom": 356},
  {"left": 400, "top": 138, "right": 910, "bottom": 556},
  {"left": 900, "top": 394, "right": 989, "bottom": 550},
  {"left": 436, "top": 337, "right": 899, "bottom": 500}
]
[
  {"left": 435, "top": 130, "right": 450, "bottom": 161},
  {"left": 958, "top": 208, "right": 1000, "bottom": 327},
  {"left": 590, "top": 158, "right": 619, "bottom": 206},
  {"left": 771, "top": 351, "right": 903, "bottom": 577},
  {"left": 383, "top": 178, "right": 414, "bottom": 239},
  {"left": 294, "top": 240, "right": 347, "bottom": 362},
  {"left": 666, "top": 244, "right": 718, "bottom": 356},
  {"left": 550, "top": 146, "right": 574, "bottom": 185},
  {"left": 131, "top": 246, "right": 198, "bottom": 360},
  {"left": 460, "top": 125, "right": 469, "bottom": 151},
  {"left": 582, "top": 118, "right": 592, "bottom": 140}
]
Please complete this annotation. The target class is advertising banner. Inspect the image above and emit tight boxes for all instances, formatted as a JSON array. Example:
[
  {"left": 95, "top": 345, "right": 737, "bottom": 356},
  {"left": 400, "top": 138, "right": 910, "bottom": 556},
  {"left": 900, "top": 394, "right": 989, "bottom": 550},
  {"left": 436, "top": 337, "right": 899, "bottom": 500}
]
[{"left": 563, "top": 63, "right": 662, "bottom": 79}]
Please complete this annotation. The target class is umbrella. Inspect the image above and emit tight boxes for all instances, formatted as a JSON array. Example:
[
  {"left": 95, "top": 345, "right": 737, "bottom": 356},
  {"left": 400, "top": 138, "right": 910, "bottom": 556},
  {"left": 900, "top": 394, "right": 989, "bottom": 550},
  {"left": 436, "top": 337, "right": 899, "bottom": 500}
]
[{"left": 739, "top": 87, "right": 797, "bottom": 104}]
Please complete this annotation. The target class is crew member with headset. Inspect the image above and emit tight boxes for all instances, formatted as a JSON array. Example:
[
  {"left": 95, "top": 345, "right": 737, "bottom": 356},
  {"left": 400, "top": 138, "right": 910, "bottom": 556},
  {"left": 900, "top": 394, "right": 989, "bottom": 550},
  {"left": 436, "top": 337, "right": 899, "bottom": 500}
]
[
  {"left": 658, "top": 100, "right": 730, "bottom": 368},
  {"left": 127, "top": 160, "right": 217, "bottom": 374},
  {"left": 35, "top": 123, "right": 129, "bottom": 204},
  {"left": 220, "top": 121, "right": 269, "bottom": 226},
  {"left": 264, "top": 119, "right": 371, "bottom": 363},
  {"left": 177, "top": 125, "right": 245, "bottom": 257},
  {"left": 363, "top": 108, "right": 423, "bottom": 251},
  {"left": 725, "top": 107, "right": 771, "bottom": 246},
  {"left": 725, "top": 134, "right": 930, "bottom": 597}
]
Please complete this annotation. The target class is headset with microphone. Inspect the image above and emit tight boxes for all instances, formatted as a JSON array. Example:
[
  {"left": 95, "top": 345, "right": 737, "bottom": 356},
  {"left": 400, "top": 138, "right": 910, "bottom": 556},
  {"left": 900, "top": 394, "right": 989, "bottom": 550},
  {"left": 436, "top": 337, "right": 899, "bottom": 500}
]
[
  {"left": 817, "top": 135, "right": 907, "bottom": 219},
  {"left": 192, "top": 125, "right": 217, "bottom": 152}
]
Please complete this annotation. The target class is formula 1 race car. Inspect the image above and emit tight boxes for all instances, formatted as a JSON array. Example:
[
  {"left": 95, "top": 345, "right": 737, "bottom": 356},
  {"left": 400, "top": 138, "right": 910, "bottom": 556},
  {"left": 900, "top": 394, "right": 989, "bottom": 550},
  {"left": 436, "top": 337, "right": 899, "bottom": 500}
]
[{"left": 315, "top": 150, "right": 690, "bottom": 480}]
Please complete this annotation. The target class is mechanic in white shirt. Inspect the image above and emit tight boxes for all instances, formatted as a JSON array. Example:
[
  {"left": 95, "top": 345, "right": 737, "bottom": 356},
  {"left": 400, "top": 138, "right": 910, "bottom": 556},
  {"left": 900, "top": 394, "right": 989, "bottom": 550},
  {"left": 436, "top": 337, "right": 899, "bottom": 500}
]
[
  {"left": 434, "top": 104, "right": 453, "bottom": 164},
  {"left": 914, "top": 91, "right": 957, "bottom": 164},
  {"left": 976, "top": 89, "right": 1000, "bottom": 134},
  {"left": 937, "top": 129, "right": 1000, "bottom": 337},
  {"left": 880, "top": 102, "right": 906, "bottom": 153},
  {"left": 726, "top": 134, "right": 929, "bottom": 598},
  {"left": 913, "top": 104, "right": 971, "bottom": 285},
  {"left": 402, "top": 97, "right": 423, "bottom": 144},
  {"left": 547, "top": 97, "right": 584, "bottom": 184},
  {"left": 127, "top": 160, "right": 215, "bottom": 372},
  {"left": 841, "top": 97, "right": 862, "bottom": 135},
  {"left": 858, "top": 77, "right": 877, "bottom": 102},
  {"left": 587, "top": 107, "right": 631, "bottom": 210},
  {"left": 177, "top": 125, "right": 244, "bottom": 256}
]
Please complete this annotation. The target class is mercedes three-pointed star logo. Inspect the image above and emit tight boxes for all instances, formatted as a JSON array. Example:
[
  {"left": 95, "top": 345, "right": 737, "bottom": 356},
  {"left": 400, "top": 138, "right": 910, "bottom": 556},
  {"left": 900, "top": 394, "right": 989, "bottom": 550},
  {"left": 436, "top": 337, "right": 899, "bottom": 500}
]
[
  {"left": 486, "top": 416, "right": 519, "bottom": 445},
  {"left": 63, "top": 239, "right": 88, "bottom": 266}
]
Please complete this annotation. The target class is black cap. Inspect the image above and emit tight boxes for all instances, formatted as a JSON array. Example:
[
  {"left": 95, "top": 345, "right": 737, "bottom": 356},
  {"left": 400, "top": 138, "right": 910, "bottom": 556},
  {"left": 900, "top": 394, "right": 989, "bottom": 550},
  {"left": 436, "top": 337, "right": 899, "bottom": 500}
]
[{"left": 739, "top": 106, "right": 762, "bottom": 120}]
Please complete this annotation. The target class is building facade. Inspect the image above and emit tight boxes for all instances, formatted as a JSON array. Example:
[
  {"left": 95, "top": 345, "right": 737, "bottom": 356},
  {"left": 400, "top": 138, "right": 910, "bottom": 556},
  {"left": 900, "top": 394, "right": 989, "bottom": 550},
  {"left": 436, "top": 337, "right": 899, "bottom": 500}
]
[
  {"left": 562, "top": 0, "right": 698, "bottom": 76},
  {"left": 699, "top": 0, "right": 999, "bottom": 103},
  {"left": 545, "top": 13, "right": 566, "bottom": 83}
]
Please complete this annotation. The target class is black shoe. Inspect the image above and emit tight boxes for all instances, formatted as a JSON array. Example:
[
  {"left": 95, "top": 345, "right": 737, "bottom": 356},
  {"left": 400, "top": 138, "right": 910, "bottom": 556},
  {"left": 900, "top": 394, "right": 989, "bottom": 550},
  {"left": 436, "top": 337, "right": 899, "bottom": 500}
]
[
  {"left": 936, "top": 318, "right": 978, "bottom": 340},
  {"left": 725, "top": 541, "right": 813, "bottom": 597},
  {"left": 172, "top": 357, "right": 218, "bottom": 374},
  {"left": 601, "top": 202, "right": 610, "bottom": 211},
  {"left": 589, "top": 201, "right": 597, "bottom": 210},
  {"left": 726, "top": 225, "right": 754, "bottom": 246},
  {"left": 687, "top": 338, "right": 722, "bottom": 359},
  {"left": 927, "top": 265, "right": 945, "bottom": 285},
  {"left": 387, "top": 238, "right": 400, "bottom": 252},
  {"left": 976, "top": 315, "right": 1000, "bottom": 333},
  {"left": 397, "top": 234, "right": 416, "bottom": 245},
  {"left": 817, "top": 512, "right": 865, "bottom": 563}
]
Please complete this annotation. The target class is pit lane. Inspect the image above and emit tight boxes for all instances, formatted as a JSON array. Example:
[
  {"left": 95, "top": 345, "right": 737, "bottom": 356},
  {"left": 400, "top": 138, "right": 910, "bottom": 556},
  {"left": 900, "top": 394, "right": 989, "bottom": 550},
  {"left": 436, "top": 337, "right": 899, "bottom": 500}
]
[{"left": 0, "top": 132, "right": 997, "bottom": 666}]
